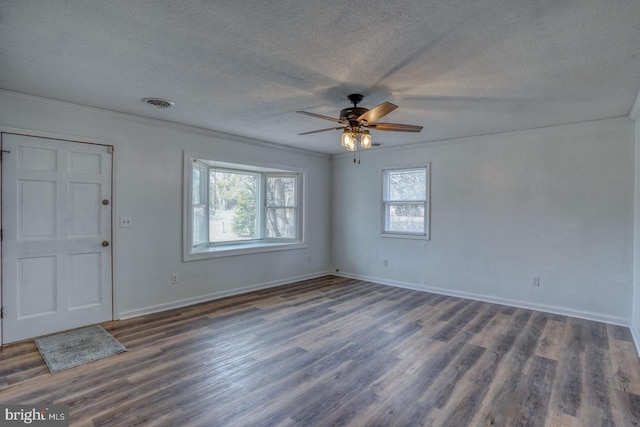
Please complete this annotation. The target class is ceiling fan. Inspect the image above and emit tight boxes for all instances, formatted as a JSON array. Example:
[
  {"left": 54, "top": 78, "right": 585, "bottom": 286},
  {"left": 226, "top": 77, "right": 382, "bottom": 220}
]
[{"left": 297, "top": 94, "right": 423, "bottom": 151}]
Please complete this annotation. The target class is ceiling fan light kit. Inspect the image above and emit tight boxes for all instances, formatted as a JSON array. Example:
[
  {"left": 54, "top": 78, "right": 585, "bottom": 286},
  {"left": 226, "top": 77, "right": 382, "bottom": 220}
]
[
  {"left": 360, "top": 130, "right": 372, "bottom": 149},
  {"left": 341, "top": 128, "right": 372, "bottom": 151},
  {"left": 341, "top": 129, "right": 355, "bottom": 151},
  {"left": 297, "top": 94, "right": 422, "bottom": 155}
]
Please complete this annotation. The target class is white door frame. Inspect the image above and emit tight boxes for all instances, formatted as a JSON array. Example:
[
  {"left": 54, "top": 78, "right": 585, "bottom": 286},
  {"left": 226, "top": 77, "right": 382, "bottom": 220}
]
[{"left": 0, "top": 127, "right": 118, "bottom": 345}]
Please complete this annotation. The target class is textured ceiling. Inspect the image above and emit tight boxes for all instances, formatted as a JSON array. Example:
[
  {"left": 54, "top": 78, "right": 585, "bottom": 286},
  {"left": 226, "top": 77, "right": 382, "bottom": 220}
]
[{"left": 1, "top": 0, "right": 640, "bottom": 154}]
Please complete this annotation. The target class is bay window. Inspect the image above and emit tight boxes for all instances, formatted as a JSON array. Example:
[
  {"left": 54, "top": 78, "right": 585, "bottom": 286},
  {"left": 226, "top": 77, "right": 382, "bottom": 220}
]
[{"left": 184, "top": 154, "right": 304, "bottom": 260}]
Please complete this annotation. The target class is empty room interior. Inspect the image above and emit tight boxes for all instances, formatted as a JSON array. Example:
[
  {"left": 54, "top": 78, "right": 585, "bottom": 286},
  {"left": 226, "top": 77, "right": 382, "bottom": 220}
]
[{"left": 2, "top": 1, "right": 640, "bottom": 426}]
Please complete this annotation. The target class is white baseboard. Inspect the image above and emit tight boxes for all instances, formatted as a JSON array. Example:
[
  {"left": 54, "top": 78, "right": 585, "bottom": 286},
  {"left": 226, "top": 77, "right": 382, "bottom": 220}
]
[
  {"left": 117, "top": 270, "right": 333, "bottom": 319},
  {"left": 335, "top": 272, "right": 631, "bottom": 327},
  {"left": 117, "top": 269, "right": 634, "bottom": 341}
]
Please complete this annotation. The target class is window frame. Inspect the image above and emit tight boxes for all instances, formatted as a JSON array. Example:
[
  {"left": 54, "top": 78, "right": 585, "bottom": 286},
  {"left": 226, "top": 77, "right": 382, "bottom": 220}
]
[
  {"left": 381, "top": 164, "right": 431, "bottom": 240},
  {"left": 183, "top": 151, "right": 306, "bottom": 261},
  {"left": 191, "top": 160, "right": 209, "bottom": 249}
]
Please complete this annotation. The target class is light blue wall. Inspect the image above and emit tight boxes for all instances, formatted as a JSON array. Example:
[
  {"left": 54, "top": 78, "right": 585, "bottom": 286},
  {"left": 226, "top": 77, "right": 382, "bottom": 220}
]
[{"left": 332, "top": 117, "right": 635, "bottom": 325}]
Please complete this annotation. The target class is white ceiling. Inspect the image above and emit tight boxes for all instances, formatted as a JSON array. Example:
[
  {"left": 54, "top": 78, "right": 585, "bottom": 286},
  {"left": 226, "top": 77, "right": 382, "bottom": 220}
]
[{"left": 1, "top": 0, "right": 640, "bottom": 154}]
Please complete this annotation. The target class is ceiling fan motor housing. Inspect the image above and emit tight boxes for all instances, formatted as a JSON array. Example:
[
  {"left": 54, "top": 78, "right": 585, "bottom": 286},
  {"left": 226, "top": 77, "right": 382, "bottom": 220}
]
[
  {"left": 341, "top": 93, "right": 368, "bottom": 125},
  {"left": 340, "top": 107, "right": 369, "bottom": 121}
]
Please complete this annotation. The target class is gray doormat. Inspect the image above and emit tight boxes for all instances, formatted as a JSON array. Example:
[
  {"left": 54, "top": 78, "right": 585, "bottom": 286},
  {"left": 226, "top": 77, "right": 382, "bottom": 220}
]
[{"left": 35, "top": 325, "right": 127, "bottom": 373}]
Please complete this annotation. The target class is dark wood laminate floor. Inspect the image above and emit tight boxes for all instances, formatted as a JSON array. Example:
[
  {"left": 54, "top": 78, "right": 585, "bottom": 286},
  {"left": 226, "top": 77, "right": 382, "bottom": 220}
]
[{"left": 1, "top": 275, "right": 639, "bottom": 426}]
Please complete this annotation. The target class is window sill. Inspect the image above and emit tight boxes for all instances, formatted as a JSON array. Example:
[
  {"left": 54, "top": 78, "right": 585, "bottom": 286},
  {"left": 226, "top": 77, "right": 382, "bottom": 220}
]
[
  {"left": 184, "top": 241, "right": 307, "bottom": 261},
  {"left": 381, "top": 232, "right": 430, "bottom": 241}
]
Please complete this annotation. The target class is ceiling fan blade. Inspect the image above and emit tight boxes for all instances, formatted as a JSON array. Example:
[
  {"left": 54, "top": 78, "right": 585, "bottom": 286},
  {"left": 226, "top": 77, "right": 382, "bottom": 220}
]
[
  {"left": 297, "top": 110, "right": 346, "bottom": 124},
  {"left": 299, "top": 126, "right": 345, "bottom": 135},
  {"left": 367, "top": 122, "right": 423, "bottom": 132},
  {"left": 357, "top": 102, "right": 398, "bottom": 123}
]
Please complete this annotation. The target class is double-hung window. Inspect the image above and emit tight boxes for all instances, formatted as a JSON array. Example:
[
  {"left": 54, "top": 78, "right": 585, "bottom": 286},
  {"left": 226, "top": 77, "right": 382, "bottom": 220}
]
[
  {"left": 265, "top": 174, "right": 298, "bottom": 239},
  {"left": 382, "top": 165, "right": 430, "bottom": 239},
  {"left": 185, "top": 154, "right": 304, "bottom": 260}
]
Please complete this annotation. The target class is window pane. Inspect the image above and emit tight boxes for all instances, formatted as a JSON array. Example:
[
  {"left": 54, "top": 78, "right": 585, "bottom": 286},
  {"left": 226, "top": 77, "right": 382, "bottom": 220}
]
[
  {"left": 267, "top": 176, "right": 296, "bottom": 207},
  {"left": 192, "top": 163, "right": 202, "bottom": 205},
  {"left": 266, "top": 208, "right": 296, "bottom": 238},
  {"left": 193, "top": 206, "right": 207, "bottom": 245},
  {"left": 192, "top": 161, "right": 207, "bottom": 245},
  {"left": 209, "top": 170, "right": 258, "bottom": 242},
  {"left": 385, "top": 202, "right": 425, "bottom": 233},
  {"left": 388, "top": 169, "right": 426, "bottom": 201}
]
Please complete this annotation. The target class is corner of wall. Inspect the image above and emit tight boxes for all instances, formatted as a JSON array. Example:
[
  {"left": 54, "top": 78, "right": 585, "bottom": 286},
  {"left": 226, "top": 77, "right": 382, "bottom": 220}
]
[
  {"left": 632, "top": 90, "right": 640, "bottom": 356},
  {"left": 630, "top": 90, "right": 640, "bottom": 122},
  {"left": 631, "top": 326, "right": 640, "bottom": 357}
]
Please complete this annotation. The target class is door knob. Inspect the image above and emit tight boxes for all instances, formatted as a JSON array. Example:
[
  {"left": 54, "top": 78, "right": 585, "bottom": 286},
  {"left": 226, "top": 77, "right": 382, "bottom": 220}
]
[{"left": 102, "top": 241, "right": 110, "bottom": 247}]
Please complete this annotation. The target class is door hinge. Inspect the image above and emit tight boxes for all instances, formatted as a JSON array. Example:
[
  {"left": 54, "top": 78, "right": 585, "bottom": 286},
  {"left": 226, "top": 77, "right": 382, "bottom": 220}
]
[
  {"left": 1, "top": 229, "right": 3, "bottom": 241},
  {"left": 108, "top": 146, "right": 113, "bottom": 154},
  {"left": 1, "top": 307, "right": 3, "bottom": 319}
]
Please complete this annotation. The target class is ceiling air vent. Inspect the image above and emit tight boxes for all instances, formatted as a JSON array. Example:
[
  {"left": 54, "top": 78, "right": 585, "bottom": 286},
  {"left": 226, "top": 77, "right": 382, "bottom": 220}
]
[{"left": 142, "top": 98, "right": 174, "bottom": 109}]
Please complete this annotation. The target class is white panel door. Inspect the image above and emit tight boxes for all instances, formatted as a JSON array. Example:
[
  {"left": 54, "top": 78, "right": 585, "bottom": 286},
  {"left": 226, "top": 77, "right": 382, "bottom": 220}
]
[{"left": 1, "top": 133, "right": 112, "bottom": 343}]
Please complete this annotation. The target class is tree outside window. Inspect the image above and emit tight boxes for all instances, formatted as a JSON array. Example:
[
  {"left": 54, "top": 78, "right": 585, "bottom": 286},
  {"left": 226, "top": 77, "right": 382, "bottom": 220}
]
[{"left": 266, "top": 175, "right": 297, "bottom": 238}]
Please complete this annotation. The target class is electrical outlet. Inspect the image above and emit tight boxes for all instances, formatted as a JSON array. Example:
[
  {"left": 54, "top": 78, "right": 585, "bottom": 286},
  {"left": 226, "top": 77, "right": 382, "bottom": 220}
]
[
  {"left": 120, "top": 216, "right": 133, "bottom": 227},
  {"left": 171, "top": 273, "right": 179, "bottom": 285},
  {"left": 532, "top": 276, "right": 540, "bottom": 287},
  {"left": 383, "top": 259, "right": 388, "bottom": 267}
]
